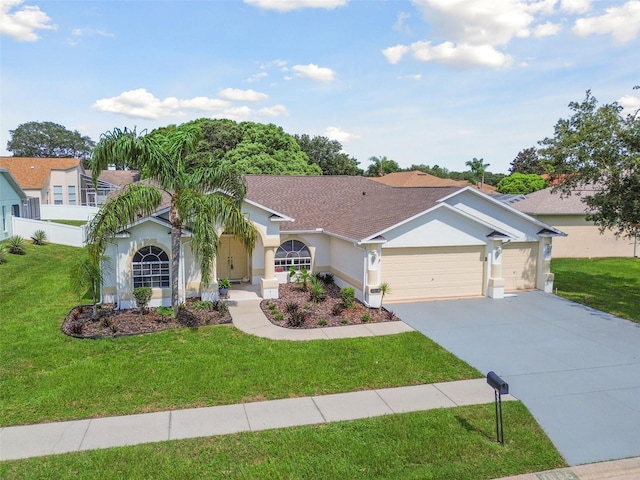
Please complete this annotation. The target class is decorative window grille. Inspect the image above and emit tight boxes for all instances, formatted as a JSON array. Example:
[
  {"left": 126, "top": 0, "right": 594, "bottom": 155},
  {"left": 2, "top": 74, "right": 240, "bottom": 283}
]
[
  {"left": 275, "top": 240, "right": 311, "bottom": 272},
  {"left": 132, "top": 246, "right": 170, "bottom": 288}
]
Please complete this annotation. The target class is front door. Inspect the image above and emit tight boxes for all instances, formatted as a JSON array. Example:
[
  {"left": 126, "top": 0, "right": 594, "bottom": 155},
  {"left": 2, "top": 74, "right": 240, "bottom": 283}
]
[{"left": 217, "top": 235, "right": 248, "bottom": 281}]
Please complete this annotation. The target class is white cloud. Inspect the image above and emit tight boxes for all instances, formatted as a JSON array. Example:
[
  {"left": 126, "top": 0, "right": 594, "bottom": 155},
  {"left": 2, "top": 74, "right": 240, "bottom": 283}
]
[
  {"left": 0, "top": 0, "right": 56, "bottom": 41},
  {"left": 243, "top": 0, "right": 347, "bottom": 12},
  {"left": 382, "top": 44, "right": 410, "bottom": 64},
  {"left": 92, "top": 89, "right": 230, "bottom": 119},
  {"left": 561, "top": 0, "right": 591, "bottom": 14},
  {"left": 258, "top": 104, "right": 288, "bottom": 116},
  {"left": 247, "top": 72, "right": 268, "bottom": 83},
  {"left": 219, "top": 88, "right": 268, "bottom": 102},
  {"left": 221, "top": 106, "right": 254, "bottom": 120},
  {"left": 324, "top": 126, "right": 359, "bottom": 145},
  {"left": 66, "top": 27, "right": 114, "bottom": 46},
  {"left": 533, "top": 21, "right": 562, "bottom": 37},
  {"left": 573, "top": 1, "right": 640, "bottom": 43},
  {"left": 292, "top": 63, "right": 336, "bottom": 82},
  {"left": 411, "top": 41, "right": 512, "bottom": 68},
  {"left": 393, "top": 12, "right": 412, "bottom": 35},
  {"left": 618, "top": 94, "right": 640, "bottom": 115}
]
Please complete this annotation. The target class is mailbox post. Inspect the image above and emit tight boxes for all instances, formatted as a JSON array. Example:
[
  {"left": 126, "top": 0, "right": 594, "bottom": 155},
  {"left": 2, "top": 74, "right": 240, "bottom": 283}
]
[{"left": 487, "top": 371, "right": 509, "bottom": 444}]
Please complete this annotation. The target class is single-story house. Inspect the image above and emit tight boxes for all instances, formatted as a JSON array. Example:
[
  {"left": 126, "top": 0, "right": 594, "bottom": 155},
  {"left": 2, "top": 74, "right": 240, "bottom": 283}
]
[
  {"left": 0, "top": 157, "right": 135, "bottom": 207},
  {"left": 101, "top": 175, "right": 565, "bottom": 309},
  {"left": 0, "top": 168, "right": 28, "bottom": 241},
  {"left": 371, "top": 170, "right": 497, "bottom": 194},
  {"left": 508, "top": 187, "right": 638, "bottom": 258}
]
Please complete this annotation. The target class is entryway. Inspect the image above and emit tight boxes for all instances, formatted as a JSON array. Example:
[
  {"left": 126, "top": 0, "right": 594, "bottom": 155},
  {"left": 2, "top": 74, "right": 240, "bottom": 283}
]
[{"left": 217, "top": 234, "right": 248, "bottom": 281}]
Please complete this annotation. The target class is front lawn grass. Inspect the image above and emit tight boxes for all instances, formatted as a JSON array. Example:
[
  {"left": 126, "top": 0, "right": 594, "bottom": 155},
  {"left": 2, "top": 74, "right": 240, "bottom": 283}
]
[
  {"left": 552, "top": 257, "right": 640, "bottom": 323},
  {"left": 49, "top": 219, "right": 86, "bottom": 226},
  {"left": 0, "top": 402, "right": 565, "bottom": 480},
  {"left": 0, "top": 244, "right": 479, "bottom": 427}
]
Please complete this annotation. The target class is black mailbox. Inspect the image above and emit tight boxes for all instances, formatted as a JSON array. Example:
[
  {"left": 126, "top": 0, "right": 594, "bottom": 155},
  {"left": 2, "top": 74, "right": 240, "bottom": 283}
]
[{"left": 487, "top": 371, "right": 509, "bottom": 395}]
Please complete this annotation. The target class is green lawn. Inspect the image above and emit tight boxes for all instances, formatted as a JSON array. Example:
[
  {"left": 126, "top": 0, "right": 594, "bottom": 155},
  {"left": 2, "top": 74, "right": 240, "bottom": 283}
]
[
  {"left": 0, "top": 243, "right": 479, "bottom": 427},
  {"left": 0, "top": 403, "right": 565, "bottom": 480},
  {"left": 48, "top": 219, "right": 87, "bottom": 226},
  {"left": 552, "top": 257, "right": 640, "bottom": 323}
]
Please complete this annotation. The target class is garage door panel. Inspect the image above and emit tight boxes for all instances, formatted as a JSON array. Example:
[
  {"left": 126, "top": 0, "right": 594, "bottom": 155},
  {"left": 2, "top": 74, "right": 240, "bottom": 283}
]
[
  {"left": 503, "top": 243, "right": 538, "bottom": 291},
  {"left": 382, "top": 246, "right": 484, "bottom": 301}
]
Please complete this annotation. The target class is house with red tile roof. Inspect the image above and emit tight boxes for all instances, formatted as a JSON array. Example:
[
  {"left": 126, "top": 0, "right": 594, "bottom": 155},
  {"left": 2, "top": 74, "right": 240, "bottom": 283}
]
[
  {"left": 370, "top": 170, "right": 497, "bottom": 194},
  {"left": 99, "top": 175, "right": 564, "bottom": 309},
  {"left": 0, "top": 157, "right": 138, "bottom": 206}
]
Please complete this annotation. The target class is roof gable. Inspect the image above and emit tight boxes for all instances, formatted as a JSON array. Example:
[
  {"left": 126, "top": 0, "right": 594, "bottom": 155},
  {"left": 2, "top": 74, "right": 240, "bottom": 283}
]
[{"left": 0, "top": 168, "right": 28, "bottom": 200}]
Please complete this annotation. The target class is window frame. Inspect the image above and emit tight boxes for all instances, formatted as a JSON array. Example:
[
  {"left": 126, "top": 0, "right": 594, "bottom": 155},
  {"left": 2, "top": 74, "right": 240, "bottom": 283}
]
[
  {"left": 275, "top": 240, "right": 312, "bottom": 272},
  {"left": 132, "top": 245, "right": 170, "bottom": 289},
  {"left": 53, "top": 185, "right": 63, "bottom": 205}
]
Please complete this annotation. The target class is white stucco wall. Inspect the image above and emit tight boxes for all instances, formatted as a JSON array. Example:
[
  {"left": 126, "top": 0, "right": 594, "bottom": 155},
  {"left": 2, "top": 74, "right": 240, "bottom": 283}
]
[{"left": 329, "top": 236, "right": 365, "bottom": 300}]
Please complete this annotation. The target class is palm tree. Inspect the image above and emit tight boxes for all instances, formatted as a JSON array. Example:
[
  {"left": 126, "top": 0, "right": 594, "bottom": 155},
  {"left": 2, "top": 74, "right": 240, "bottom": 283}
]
[
  {"left": 69, "top": 249, "right": 110, "bottom": 320},
  {"left": 465, "top": 157, "right": 490, "bottom": 189},
  {"left": 87, "top": 125, "right": 257, "bottom": 316}
]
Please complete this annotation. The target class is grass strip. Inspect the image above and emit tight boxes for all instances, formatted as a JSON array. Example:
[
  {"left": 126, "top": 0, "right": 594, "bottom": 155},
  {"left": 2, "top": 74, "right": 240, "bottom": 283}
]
[
  {"left": 552, "top": 257, "right": 640, "bottom": 323},
  {"left": 0, "top": 402, "right": 565, "bottom": 480}
]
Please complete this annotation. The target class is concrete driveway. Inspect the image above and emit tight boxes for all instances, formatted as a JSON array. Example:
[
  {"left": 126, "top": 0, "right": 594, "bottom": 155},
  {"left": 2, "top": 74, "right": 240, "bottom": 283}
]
[{"left": 392, "top": 291, "right": 640, "bottom": 466}]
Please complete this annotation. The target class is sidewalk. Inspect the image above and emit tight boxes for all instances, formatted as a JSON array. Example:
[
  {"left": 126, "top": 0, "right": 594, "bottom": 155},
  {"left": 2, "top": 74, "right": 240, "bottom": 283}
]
[
  {"left": 495, "top": 457, "right": 640, "bottom": 480},
  {"left": 0, "top": 378, "right": 513, "bottom": 461}
]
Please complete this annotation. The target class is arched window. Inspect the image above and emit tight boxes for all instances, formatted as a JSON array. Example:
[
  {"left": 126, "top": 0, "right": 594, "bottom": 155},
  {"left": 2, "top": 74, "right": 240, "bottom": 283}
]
[
  {"left": 132, "top": 246, "right": 170, "bottom": 288},
  {"left": 275, "top": 240, "right": 311, "bottom": 272}
]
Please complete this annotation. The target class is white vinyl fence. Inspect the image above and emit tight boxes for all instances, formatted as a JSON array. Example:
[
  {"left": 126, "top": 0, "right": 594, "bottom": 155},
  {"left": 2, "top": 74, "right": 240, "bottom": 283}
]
[
  {"left": 40, "top": 205, "right": 99, "bottom": 222},
  {"left": 12, "top": 217, "right": 86, "bottom": 247}
]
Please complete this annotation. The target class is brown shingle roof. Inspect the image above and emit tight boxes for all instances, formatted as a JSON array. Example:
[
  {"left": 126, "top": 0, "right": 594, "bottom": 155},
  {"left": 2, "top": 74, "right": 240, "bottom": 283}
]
[
  {"left": 510, "top": 186, "right": 597, "bottom": 215},
  {"left": 371, "top": 170, "right": 496, "bottom": 194},
  {"left": 86, "top": 169, "right": 139, "bottom": 186},
  {"left": 245, "top": 175, "right": 461, "bottom": 241},
  {"left": 0, "top": 157, "right": 82, "bottom": 189}
]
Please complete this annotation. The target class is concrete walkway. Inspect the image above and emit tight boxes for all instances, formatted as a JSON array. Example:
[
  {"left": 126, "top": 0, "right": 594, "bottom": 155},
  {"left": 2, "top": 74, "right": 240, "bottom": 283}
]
[
  {"left": 228, "top": 284, "right": 415, "bottom": 340},
  {"left": 0, "top": 378, "right": 513, "bottom": 461}
]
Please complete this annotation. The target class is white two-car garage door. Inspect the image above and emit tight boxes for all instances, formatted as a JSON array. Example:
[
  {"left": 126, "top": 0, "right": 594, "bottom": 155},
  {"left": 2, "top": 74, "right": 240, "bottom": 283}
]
[
  {"left": 502, "top": 242, "right": 538, "bottom": 291},
  {"left": 382, "top": 245, "right": 485, "bottom": 301}
]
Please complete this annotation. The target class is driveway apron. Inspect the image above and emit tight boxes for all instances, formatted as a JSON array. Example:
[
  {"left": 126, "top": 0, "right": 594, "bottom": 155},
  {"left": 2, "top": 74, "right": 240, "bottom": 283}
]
[{"left": 392, "top": 291, "right": 640, "bottom": 466}]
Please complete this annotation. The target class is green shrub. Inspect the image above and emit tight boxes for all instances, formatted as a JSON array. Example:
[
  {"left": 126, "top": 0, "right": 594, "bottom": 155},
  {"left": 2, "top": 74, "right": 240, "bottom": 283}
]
[
  {"left": 317, "top": 319, "right": 327, "bottom": 326},
  {"left": 6, "top": 235, "right": 26, "bottom": 255},
  {"left": 133, "top": 287, "right": 152, "bottom": 313},
  {"left": 331, "top": 303, "right": 344, "bottom": 316},
  {"left": 341, "top": 287, "right": 355, "bottom": 309},
  {"left": 361, "top": 313, "right": 371, "bottom": 323},
  {"left": 216, "top": 301, "right": 229, "bottom": 317},
  {"left": 156, "top": 306, "right": 173, "bottom": 318},
  {"left": 274, "top": 312, "right": 284, "bottom": 321},
  {"left": 341, "top": 318, "right": 349, "bottom": 324},
  {"left": 218, "top": 278, "right": 232, "bottom": 289},
  {"left": 193, "top": 300, "right": 213, "bottom": 310},
  {"left": 309, "top": 276, "right": 326, "bottom": 303},
  {"left": 31, "top": 229, "right": 47, "bottom": 245}
]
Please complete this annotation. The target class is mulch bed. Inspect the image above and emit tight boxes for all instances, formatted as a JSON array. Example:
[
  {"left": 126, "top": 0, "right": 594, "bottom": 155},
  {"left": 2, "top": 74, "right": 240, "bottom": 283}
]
[
  {"left": 62, "top": 298, "right": 232, "bottom": 339},
  {"left": 260, "top": 282, "right": 400, "bottom": 329}
]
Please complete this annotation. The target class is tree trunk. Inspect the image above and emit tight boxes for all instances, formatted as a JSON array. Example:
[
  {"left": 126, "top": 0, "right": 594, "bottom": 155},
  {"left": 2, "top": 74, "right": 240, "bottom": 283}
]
[{"left": 169, "top": 200, "right": 182, "bottom": 316}]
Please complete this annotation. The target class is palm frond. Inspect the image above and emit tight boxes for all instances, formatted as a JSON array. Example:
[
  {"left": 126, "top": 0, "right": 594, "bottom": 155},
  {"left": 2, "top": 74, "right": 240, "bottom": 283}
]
[{"left": 86, "top": 183, "right": 162, "bottom": 260}]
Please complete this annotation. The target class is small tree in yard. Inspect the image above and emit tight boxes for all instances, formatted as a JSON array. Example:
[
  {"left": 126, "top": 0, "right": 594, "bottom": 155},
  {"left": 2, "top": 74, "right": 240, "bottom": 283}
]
[
  {"left": 70, "top": 250, "right": 110, "bottom": 320},
  {"left": 379, "top": 282, "right": 391, "bottom": 313}
]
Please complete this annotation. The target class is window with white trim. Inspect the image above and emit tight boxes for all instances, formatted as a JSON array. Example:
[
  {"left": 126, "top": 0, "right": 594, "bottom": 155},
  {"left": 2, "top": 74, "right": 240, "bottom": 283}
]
[
  {"left": 275, "top": 240, "right": 311, "bottom": 272},
  {"left": 68, "top": 185, "right": 76, "bottom": 205},
  {"left": 132, "top": 246, "right": 170, "bottom": 288}
]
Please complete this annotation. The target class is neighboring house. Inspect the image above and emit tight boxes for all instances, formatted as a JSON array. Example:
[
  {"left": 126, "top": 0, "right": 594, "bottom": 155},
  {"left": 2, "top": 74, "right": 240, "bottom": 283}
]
[
  {"left": 0, "top": 157, "right": 133, "bottom": 207},
  {"left": 101, "top": 175, "right": 564, "bottom": 309},
  {"left": 371, "top": 170, "right": 497, "bottom": 194},
  {"left": 85, "top": 169, "right": 139, "bottom": 206},
  {"left": 509, "top": 187, "right": 638, "bottom": 258},
  {"left": 0, "top": 168, "right": 28, "bottom": 240}
]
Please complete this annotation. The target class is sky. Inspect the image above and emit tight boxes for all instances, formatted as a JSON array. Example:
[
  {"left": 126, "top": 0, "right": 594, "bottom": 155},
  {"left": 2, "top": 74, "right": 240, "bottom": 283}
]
[{"left": 1, "top": 0, "right": 639, "bottom": 174}]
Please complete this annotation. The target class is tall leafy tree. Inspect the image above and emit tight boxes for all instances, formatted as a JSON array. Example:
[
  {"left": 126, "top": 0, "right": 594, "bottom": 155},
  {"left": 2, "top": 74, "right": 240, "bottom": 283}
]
[
  {"left": 538, "top": 89, "right": 640, "bottom": 238},
  {"left": 7, "top": 121, "right": 96, "bottom": 162},
  {"left": 509, "top": 147, "right": 547, "bottom": 175},
  {"left": 465, "top": 157, "right": 490, "bottom": 189},
  {"left": 294, "top": 134, "right": 362, "bottom": 175},
  {"left": 497, "top": 173, "right": 547, "bottom": 194},
  {"left": 87, "top": 124, "right": 257, "bottom": 315},
  {"left": 364, "top": 156, "right": 400, "bottom": 177}
]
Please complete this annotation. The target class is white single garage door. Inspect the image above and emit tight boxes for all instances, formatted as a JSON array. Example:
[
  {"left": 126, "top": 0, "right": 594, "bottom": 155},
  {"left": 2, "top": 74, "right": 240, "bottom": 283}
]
[
  {"left": 503, "top": 242, "right": 538, "bottom": 291},
  {"left": 382, "top": 246, "right": 485, "bottom": 301}
]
